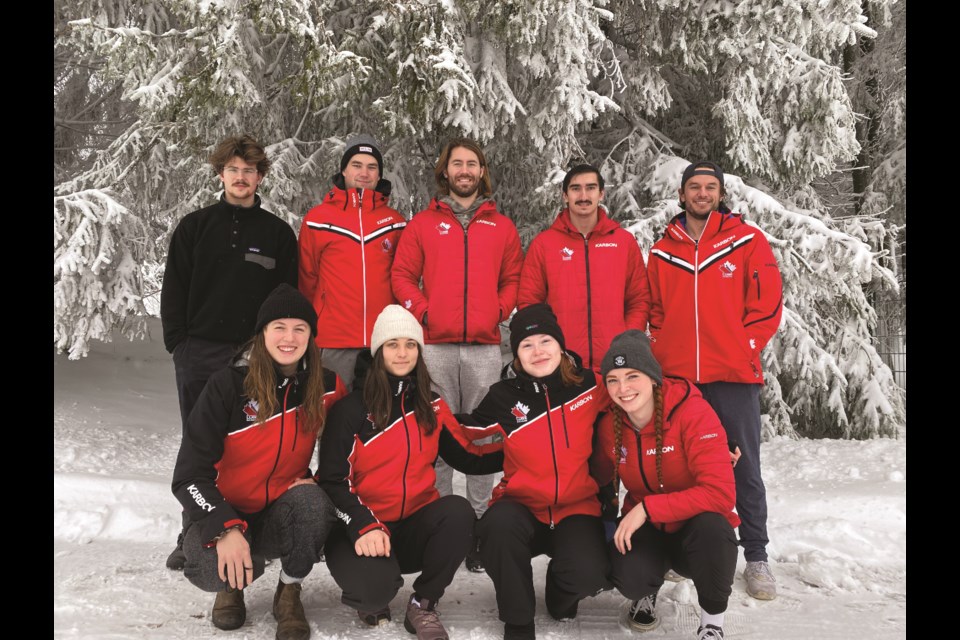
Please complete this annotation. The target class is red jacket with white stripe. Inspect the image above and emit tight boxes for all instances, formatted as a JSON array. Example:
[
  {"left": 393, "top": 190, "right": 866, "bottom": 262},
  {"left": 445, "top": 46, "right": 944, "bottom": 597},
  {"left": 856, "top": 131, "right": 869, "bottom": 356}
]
[
  {"left": 460, "top": 356, "right": 608, "bottom": 527},
  {"left": 647, "top": 210, "right": 783, "bottom": 384},
  {"left": 172, "top": 361, "right": 347, "bottom": 545},
  {"left": 518, "top": 207, "right": 650, "bottom": 370},
  {"left": 316, "top": 375, "right": 503, "bottom": 541},
  {"left": 391, "top": 198, "right": 524, "bottom": 345},
  {"left": 298, "top": 178, "right": 407, "bottom": 348},
  {"left": 591, "top": 376, "right": 739, "bottom": 533}
]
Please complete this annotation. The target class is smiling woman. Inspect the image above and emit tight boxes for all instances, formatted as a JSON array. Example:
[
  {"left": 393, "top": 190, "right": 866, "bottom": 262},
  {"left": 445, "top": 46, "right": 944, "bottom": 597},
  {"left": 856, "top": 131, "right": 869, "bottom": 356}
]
[{"left": 171, "top": 284, "right": 348, "bottom": 640}]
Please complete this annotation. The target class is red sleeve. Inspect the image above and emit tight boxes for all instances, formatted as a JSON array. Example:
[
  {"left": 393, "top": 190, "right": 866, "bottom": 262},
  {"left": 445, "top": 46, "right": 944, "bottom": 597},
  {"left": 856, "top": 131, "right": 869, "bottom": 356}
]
[
  {"left": 391, "top": 217, "right": 430, "bottom": 323},
  {"left": 623, "top": 238, "right": 651, "bottom": 332},
  {"left": 646, "top": 247, "right": 664, "bottom": 342},
  {"left": 297, "top": 213, "right": 320, "bottom": 303},
  {"left": 743, "top": 230, "right": 783, "bottom": 354},
  {"left": 497, "top": 222, "right": 525, "bottom": 321},
  {"left": 588, "top": 412, "right": 617, "bottom": 487},
  {"left": 517, "top": 235, "right": 547, "bottom": 309},
  {"left": 437, "top": 397, "right": 504, "bottom": 454},
  {"left": 642, "top": 397, "right": 736, "bottom": 524}
]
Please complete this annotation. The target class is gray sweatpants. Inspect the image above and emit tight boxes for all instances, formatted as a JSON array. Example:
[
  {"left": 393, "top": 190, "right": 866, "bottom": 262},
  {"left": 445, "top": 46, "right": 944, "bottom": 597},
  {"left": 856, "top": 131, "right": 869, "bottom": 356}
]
[
  {"left": 319, "top": 347, "right": 364, "bottom": 391},
  {"left": 183, "top": 483, "right": 337, "bottom": 592},
  {"left": 423, "top": 343, "right": 502, "bottom": 517}
]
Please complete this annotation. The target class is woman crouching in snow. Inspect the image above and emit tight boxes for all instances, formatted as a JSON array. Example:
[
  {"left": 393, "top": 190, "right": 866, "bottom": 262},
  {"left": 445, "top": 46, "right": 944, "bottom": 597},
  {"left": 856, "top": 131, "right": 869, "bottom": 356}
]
[
  {"left": 171, "top": 284, "right": 347, "bottom": 640},
  {"left": 316, "top": 305, "right": 503, "bottom": 640},
  {"left": 591, "top": 330, "right": 739, "bottom": 640},
  {"left": 460, "top": 303, "right": 612, "bottom": 640}
]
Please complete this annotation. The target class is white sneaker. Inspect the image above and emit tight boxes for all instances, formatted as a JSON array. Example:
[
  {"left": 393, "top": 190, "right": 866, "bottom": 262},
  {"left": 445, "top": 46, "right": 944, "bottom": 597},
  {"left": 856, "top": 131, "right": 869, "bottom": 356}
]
[
  {"left": 744, "top": 561, "right": 777, "bottom": 600},
  {"left": 697, "top": 624, "right": 725, "bottom": 639}
]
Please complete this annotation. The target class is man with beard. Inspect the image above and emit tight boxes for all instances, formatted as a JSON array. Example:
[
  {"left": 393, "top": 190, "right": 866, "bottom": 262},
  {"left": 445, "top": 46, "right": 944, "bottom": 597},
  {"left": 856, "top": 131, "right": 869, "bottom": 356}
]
[
  {"left": 392, "top": 138, "right": 524, "bottom": 573},
  {"left": 518, "top": 164, "right": 649, "bottom": 372},
  {"left": 647, "top": 161, "right": 783, "bottom": 600},
  {"left": 160, "top": 134, "right": 298, "bottom": 570},
  {"left": 298, "top": 134, "right": 406, "bottom": 388}
]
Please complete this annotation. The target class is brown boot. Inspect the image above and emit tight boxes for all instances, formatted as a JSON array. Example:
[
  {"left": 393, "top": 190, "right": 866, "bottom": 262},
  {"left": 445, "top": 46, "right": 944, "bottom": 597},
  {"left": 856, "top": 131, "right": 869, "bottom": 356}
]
[
  {"left": 273, "top": 579, "right": 310, "bottom": 640},
  {"left": 403, "top": 594, "right": 448, "bottom": 640},
  {"left": 211, "top": 587, "right": 246, "bottom": 630}
]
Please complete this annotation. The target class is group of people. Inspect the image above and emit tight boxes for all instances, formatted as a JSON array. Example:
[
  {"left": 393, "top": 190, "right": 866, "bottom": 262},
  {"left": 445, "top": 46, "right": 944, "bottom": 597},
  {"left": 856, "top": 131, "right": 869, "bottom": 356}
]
[{"left": 162, "top": 133, "right": 784, "bottom": 640}]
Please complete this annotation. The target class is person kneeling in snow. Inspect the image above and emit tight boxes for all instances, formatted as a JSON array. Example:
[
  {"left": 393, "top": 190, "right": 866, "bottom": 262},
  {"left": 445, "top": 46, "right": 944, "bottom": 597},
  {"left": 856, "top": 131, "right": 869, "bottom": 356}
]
[{"left": 171, "top": 284, "right": 347, "bottom": 639}]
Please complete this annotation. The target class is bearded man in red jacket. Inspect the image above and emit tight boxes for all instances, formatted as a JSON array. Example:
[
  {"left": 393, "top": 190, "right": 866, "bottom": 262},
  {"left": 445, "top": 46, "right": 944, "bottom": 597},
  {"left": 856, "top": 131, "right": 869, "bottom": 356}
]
[
  {"left": 518, "top": 164, "right": 650, "bottom": 372},
  {"left": 647, "top": 161, "right": 783, "bottom": 601},
  {"left": 392, "top": 138, "right": 524, "bottom": 573}
]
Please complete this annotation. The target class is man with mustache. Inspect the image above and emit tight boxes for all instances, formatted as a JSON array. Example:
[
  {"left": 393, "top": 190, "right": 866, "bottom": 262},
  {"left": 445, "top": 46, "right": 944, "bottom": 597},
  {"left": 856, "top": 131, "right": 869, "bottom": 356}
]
[
  {"left": 160, "top": 134, "right": 298, "bottom": 571},
  {"left": 392, "top": 138, "right": 524, "bottom": 573},
  {"left": 518, "top": 164, "right": 650, "bottom": 373},
  {"left": 298, "top": 134, "right": 406, "bottom": 389},
  {"left": 647, "top": 161, "right": 783, "bottom": 601}
]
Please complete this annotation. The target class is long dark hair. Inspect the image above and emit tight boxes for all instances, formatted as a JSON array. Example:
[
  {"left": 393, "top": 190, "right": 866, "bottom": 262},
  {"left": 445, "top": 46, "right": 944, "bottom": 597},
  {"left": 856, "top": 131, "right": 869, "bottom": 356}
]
[
  {"left": 241, "top": 332, "right": 327, "bottom": 436},
  {"left": 610, "top": 384, "right": 665, "bottom": 506},
  {"left": 363, "top": 344, "right": 438, "bottom": 434}
]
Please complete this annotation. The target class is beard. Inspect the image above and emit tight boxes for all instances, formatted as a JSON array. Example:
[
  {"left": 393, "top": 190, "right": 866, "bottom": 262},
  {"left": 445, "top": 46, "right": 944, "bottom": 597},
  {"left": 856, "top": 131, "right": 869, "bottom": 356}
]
[{"left": 449, "top": 175, "right": 480, "bottom": 199}]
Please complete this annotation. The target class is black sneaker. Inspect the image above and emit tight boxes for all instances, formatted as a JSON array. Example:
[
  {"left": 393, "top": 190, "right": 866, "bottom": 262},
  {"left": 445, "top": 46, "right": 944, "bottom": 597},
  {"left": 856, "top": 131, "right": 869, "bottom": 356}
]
[
  {"left": 697, "top": 624, "right": 725, "bottom": 639},
  {"left": 465, "top": 544, "right": 484, "bottom": 573},
  {"left": 165, "top": 529, "right": 186, "bottom": 571},
  {"left": 626, "top": 592, "right": 659, "bottom": 631},
  {"left": 358, "top": 606, "right": 391, "bottom": 627}
]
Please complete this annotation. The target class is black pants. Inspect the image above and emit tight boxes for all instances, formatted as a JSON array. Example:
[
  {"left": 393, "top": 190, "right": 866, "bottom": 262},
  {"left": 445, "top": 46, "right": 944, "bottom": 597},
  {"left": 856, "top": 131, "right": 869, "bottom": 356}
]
[
  {"left": 610, "top": 512, "right": 737, "bottom": 615},
  {"left": 477, "top": 500, "right": 612, "bottom": 625},
  {"left": 172, "top": 336, "right": 237, "bottom": 432},
  {"left": 183, "top": 484, "right": 337, "bottom": 592},
  {"left": 325, "top": 495, "right": 475, "bottom": 610}
]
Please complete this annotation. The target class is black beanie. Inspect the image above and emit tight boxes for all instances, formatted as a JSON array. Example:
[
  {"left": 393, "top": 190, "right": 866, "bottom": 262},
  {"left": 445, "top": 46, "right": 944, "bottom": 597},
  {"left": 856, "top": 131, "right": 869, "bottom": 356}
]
[
  {"left": 254, "top": 284, "right": 318, "bottom": 336},
  {"left": 680, "top": 161, "right": 725, "bottom": 190},
  {"left": 340, "top": 134, "right": 384, "bottom": 175},
  {"left": 600, "top": 330, "right": 663, "bottom": 385},
  {"left": 509, "top": 304, "right": 566, "bottom": 357}
]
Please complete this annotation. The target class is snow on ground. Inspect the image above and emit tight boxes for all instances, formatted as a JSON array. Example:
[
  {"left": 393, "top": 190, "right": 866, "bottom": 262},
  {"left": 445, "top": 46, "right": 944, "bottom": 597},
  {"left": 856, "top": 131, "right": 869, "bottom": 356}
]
[{"left": 54, "top": 319, "right": 906, "bottom": 639}]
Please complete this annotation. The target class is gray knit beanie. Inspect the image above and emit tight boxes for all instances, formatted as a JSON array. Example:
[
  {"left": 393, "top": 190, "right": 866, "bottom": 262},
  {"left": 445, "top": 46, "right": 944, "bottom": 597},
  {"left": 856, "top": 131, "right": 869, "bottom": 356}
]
[
  {"left": 370, "top": 305, "right": 424, "bottom": 355},
  {"left": 341, "top": 134, "right": 384, "bottom": 174},
  {"left": 600, "top": 330, "right": 663, "bottom": 385}
]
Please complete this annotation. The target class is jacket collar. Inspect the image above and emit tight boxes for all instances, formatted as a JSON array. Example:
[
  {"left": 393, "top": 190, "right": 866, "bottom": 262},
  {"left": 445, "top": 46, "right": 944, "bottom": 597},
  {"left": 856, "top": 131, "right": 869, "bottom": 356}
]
[
  {"left": 666, "top": 209, "right": 743, "bottom": 243},
  {"left": 503, "top": 351, "right": 585, "bottom": 395},
  {"left": 386, "top": 372, "right": 416, "bottom": 397},
  {"left": 218, "top": 193, "right": 262, "bottom": 215},
  {"left": 429, "top": 197, "right": 499, "bottom": 222},
  {"left": 551, "top": 206, "right": 619, "bottom": 238},
  {"left": 325, "top": 173, "right": 393, "bottom": 211}
]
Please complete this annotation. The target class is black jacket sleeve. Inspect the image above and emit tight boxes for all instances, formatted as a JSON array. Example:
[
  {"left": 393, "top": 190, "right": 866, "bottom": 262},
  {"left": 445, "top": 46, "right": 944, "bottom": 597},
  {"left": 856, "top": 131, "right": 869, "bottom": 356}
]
[
  {"left": 278, "top": 222, "right": 299, "bottom": 289},
  {"left": 436, "top": 401, "right": 503, "bottom": 474},
  {"left": 160, "top": 216, "right": 195, "bottom": 353},
  {"left": 171, "top": 368, "right": 245, "bottom": 544},
  {"left": 316, "top": 396, "right": 388, "bottom": 542}
]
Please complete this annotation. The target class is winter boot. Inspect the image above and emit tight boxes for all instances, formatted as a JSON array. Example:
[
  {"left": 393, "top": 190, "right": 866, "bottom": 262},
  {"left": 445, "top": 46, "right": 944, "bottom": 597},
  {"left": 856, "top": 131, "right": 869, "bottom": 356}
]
[
  {"left": 626, "top": 592, "right": 659, "bottom": 632},
  {"left": 403, "top": 594, "right": 449, "bottom": 640},
  {"left": 744, "top": 560, "right": 777, "bottom": 600},
  {"left": 503, "top": 621, "right": 535, "bottom": 640},
  {"left": 211, "top": 587, "right": 246, "bottom": 630},
  {"left": 358, "top": 606, "right": 391, "bottom": 626},
  {"left": 273, "top": 579, "right": 310, "bottom": 640}
]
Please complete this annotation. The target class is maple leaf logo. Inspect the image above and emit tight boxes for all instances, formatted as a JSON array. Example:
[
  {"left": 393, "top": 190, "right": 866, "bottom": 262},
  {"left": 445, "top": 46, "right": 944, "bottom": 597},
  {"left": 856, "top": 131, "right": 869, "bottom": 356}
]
[
  {"left": 243, "top": 399, "right": 259, "bottom": 421},
  {"left": 511, "top": 401, "right": 530, "bottom": 423}
]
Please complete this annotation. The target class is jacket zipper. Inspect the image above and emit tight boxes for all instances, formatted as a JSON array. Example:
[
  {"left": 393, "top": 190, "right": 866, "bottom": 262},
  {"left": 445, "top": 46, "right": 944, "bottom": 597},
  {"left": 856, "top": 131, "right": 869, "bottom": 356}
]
[
  {"left": 753, "top": 269, "right": 760, "bottom": 298},
  {"left": 462, "top": 221, "right": 469, "bottom": 342},
  {"left": 582, "top": 236, "right": 594, "bottom": 368},
  {"left": 633, "top": 430, "right": 654, "bottom": 494},
  {"left": 693, "top": 239, "right": 701, "bottom": 382},
  {"left": 543, "top": 383, "right": 560, "bottom": 528},
  {"left": 265, "top": 382, "right": 292, "bottom": 510},
  {"left": 358, "top": 189, "right": 368, "bottom": 346},
  {"left": 399, "top": 391, "right": 411, "bottom": 518}
]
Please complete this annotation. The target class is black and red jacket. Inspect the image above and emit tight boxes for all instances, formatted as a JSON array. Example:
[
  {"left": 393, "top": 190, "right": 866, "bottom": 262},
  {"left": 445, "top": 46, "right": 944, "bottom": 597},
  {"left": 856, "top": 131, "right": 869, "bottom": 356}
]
[
  {"left": 518, "top": 207, "right": 650, "bottom": 371},
  {"left": 590, "top": 377, "right": 739, "bottom": 534},
  {"left": 391, "top": 198, "right": 524, "bottom": 345},
  {"left": 172, "top": 359, "right": 347, "bottom": 545},
  {"left": 298, "top": 176, "right": 407, "bottom": 348},
  {"left": 648, "top": 210, "right": 783, "bottom": 384},
  {"left": 460, "top": 354, "right": 609, "bottom": 527},
  {"left": 316, "top": 374, "right": 503, "bottom": 542}
]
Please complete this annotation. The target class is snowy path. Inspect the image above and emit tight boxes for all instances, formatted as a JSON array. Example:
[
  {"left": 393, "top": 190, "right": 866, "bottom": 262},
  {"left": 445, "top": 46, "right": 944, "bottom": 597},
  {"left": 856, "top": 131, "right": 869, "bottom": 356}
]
[{"left": 54, "top": 322, "right": 906, "bottom": 639}]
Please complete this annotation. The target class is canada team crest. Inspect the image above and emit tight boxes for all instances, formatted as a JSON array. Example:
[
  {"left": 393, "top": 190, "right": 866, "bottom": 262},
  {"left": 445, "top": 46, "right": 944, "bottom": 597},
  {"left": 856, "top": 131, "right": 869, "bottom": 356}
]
[
  {"left": 560, "top": 247, "right": 574, "bottom": 261},
  {"left": 511, "top": 401, "right": 530, "bottom": 423},
  {"left": 437, "top": 222, "right": 452, "bottom": 235},
  {"left": 720, "top": 261, "right": 736, "bottom": 278},
  {"left": 381, "top": 237, "right": 393, "bottom": 253},
  {"left": 243, "top": 399, "right": 259, "bottom": 422}
]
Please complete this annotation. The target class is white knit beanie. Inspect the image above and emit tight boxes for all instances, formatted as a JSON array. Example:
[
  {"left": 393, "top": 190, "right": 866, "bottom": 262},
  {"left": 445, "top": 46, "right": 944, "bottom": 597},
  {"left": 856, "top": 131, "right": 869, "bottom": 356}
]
[{"left": 370, "top": 305, "right": 425, "bottom": 355}]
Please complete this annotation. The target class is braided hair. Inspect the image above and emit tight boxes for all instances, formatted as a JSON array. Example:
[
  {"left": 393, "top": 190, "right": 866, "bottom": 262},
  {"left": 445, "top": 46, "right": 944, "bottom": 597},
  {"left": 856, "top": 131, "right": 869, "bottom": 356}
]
[{"left": 610, "top": 383, "right": 665, "bottom": 505}]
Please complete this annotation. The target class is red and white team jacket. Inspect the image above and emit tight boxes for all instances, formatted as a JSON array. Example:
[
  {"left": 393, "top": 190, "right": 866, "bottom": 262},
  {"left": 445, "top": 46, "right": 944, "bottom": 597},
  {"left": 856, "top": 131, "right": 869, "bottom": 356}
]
[
  {"left": 647, "top": 210, "right": 783, "bottom": 384},
  {"left": 317, "top": 375, "right": 503, "bottom": 541},
  {"left": 591, "top": 376, "right": 739, "bottom": 533},
  {"left": 391, "top": 198, "right": 524, "bottom": 345},
  {"left": 460, "top": 357, "right": 609, "bottom": 527},
  {"left": 172, "top": 362, "right": 347, "bottom": 545},
  {"left": 518, "top": 207, "right": 650, "bottom": 370},
  {"left": 299, "top": 179, "right": 407, "bottom": 348}
]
